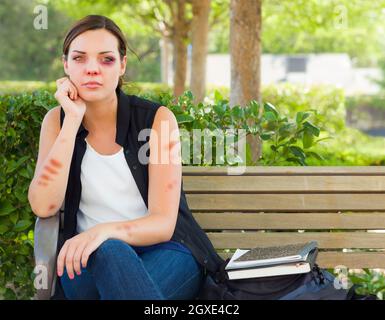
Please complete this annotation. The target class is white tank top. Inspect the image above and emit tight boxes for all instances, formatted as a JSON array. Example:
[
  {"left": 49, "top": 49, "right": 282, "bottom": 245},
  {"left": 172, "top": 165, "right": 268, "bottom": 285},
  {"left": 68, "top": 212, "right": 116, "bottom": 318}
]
[{"left": 77, "top": 138, "right": 149, "bottom": 233}]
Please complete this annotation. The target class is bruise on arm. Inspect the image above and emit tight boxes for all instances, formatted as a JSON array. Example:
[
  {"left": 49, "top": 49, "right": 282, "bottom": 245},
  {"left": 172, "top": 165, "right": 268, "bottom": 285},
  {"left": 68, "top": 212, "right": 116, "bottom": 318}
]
[
  {"left": 49, "top": 158, "right": 63, "bottom": 168},
  {"left": 43, "top": 165, "right": 59, "bottom": 175},
  {"left": 36, "top": 158, "right": 63, "bottom": 187}
]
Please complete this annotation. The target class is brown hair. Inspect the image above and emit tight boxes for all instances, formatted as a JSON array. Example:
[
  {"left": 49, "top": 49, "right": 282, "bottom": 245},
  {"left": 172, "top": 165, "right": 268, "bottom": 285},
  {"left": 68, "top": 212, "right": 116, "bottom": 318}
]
[{"left": 62, "top": 15, "right": 137, "bottom": 90}]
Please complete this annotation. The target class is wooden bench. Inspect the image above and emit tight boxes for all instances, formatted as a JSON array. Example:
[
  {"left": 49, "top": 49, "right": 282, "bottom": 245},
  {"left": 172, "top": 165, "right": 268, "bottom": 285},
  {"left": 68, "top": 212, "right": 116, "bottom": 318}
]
[{"left": 182, "top": 166, "right": 385, "bottom": 270}]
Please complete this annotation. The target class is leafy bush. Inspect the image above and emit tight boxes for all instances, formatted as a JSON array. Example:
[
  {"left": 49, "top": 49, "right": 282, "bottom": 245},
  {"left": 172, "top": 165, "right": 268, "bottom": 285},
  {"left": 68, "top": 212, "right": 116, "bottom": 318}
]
[
  {"left": 261, "top": 83, "right": 346, "bottom": 134},
  {"left": 0, "top": 90, "right": 56, "bottom": 299},
  {"left": 305, "top": 127, "right": 385, "bottom": 166},
  {"left": 152, "top": 90, "right": 325, "bottom": 166}
]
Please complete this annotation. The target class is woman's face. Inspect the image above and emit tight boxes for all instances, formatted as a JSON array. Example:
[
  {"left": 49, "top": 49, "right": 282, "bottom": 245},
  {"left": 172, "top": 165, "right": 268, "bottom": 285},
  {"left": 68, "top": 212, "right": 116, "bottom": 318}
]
[{"left": 63, "top": 28, "right": 126, "bottom": 101}]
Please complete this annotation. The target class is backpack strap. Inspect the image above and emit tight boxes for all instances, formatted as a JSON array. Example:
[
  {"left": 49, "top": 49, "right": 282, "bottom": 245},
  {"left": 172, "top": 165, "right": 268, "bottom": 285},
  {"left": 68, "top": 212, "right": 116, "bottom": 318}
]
[{"left": 59, "top": 106, "right": 65, "bottom": 230}]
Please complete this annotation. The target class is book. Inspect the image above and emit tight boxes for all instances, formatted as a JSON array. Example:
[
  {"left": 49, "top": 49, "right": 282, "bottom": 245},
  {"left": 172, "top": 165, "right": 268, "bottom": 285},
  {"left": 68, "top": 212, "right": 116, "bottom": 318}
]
[
  {"left": 226, "top": 259, "right": 311, "bottom": 280},
  {"left": 225, "top": 241, "right": 318, "bottom": 271}
]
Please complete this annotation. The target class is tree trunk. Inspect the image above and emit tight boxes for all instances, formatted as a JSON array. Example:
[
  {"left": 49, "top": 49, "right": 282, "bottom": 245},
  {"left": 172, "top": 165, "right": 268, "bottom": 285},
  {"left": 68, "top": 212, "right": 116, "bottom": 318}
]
[
  {"left": 190, "top": 0, "right": 211, "bottom": 103},
  {"left": 230, "top": 0, "right": 262, "bottom": 164},
  {"left": 160, "top": 36, "right": 171, "bottom": 85},
  {"left": 170, "top": 0, "right": 190, "bottom": 98}
]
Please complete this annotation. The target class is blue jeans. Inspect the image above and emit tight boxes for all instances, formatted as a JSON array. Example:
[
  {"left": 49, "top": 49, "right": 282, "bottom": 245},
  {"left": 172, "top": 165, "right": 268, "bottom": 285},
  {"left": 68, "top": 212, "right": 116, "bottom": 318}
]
[{"left": 60, "top": 239, "right": 204, "bottom": 300}]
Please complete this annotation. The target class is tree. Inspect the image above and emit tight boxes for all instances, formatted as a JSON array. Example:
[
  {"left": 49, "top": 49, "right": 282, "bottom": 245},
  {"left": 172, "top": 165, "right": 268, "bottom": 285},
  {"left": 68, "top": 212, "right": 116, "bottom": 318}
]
[
  {"left": 230, "top": 0, "right": 262, "bottom": 164},
  {"left": 189, "top": 0, "right": 210, "bottom": 103},
  {"left": 116, "top": 0, "right": 225, "bottom": 99},
  {"left": 167, "top": 0, "right": 191, "bottom": 97}
]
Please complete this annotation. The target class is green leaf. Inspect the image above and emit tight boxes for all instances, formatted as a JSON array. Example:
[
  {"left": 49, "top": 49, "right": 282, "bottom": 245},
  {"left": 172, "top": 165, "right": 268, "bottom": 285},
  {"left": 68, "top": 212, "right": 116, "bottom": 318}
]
[
  {"left": 264, "top": 102, "right": 279, "bottom": 117},
  {"left": 185, "top": 91, "right": 194, "bottom": 100},
  {"left": 303, "top": 131, "right": 314, "bottom": 148},
  {"left": 18, "top": 245, "right": 31, "bottom": 256},
  {"left": 175, "top": 114, "right": 195, "bottom": 124},
  {"left": 264, "top": 111, "right": 277, "bottom": 122},
  {"left": 296, "top": 112, "right": 311, "bottom": 125},
  {"left": 278, "top": 123, "right": 294, "bottom": 137},
  {"left": 260, "top": 131, "right": 275, "bottom": 140},
  {"left": 289, "top": 146, "right": 306, "bottom": 160},
  {"left": 14, "top": 188, "right": 27, "bottom": 203},
  {"left": 306, "top": 151, "right": 325, "bottom": 161},
  {"left": 0, "top": 224, "right": 9, "bottom": 235},
  {"left": 13, "top": 220, "right": 33, "bottom": 232},
  {"left": 19, "top": 168, "right": 31, "bottom": 179},
  {"left": 6, "top": 155, "right": 29, "bottom": 174},
  {"left": 213, "top": 104, "right": 226, "bottom": 116},
  {"left": 303, "top": 121, "right": 320, "bottom": 137},
  {"left": 249, "top": 100, "right": 260, "bottom": 117},
  {"left": 231, "top": 106, "right": 243, "bottom": 118},
  {"left": 0, "top": 200, "right": 16, "bottom": 216},
  {"left": 9, "top": 212, "right": 19, "bottom": 225}
]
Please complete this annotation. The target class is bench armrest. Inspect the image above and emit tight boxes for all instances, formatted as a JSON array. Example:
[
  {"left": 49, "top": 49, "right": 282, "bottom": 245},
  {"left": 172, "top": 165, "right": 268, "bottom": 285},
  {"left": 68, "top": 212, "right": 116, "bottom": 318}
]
[{"left": 33, "top": 205, "right": 64, "bottom": 300}]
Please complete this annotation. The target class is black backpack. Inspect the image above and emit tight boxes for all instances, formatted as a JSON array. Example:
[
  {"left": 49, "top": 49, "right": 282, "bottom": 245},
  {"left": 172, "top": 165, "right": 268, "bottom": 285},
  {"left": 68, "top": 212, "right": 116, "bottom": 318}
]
[{"left": 197, "top": 249, "right": 377, "bottom": 300}]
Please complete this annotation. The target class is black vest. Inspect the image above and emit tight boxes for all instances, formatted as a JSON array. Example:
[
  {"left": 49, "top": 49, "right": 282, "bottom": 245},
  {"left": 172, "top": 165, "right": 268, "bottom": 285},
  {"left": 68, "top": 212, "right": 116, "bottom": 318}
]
[{"left": 52, "top": 88, "right": 223, "bottom": 299}]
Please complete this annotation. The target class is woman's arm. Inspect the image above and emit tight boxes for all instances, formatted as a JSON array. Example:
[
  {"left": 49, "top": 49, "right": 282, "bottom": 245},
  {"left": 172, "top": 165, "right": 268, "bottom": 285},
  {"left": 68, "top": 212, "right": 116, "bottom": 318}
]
[
  {"left": 107, "top": 105, "right": 182, "bottom": 245},
  {"left": 28, "top": 110, "right": 82, "bottom": 218},
  {"left": 29, "top": 77, "right": 86, "bottom": 218}
]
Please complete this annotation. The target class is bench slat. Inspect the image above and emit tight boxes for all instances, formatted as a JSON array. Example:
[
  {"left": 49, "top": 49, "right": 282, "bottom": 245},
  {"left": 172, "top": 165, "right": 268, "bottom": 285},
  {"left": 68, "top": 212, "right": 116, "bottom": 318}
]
[
  {"left": 193, "top": 212, "right": 385, "bottom": 230},
  {"left": 218, "top": 251, "right": 385, "bottom": 269},
  {"left": 206, "top": 232, "right": 385, "bottom": 249},
  {"left": 182, "top": 166, "right": 385, "bottom": 176},
  {"left": 183, "top": 176, "right": 385, "bottom": 192},
  {"left": 187, "top": 194, "right": 385, "bottom": 211}
]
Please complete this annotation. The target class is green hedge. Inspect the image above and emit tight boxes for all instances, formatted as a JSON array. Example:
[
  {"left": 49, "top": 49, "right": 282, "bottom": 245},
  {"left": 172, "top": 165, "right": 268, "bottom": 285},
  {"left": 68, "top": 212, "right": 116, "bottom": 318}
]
[{"left": 0, "top": 91, "right": 57, "bottom": 299}]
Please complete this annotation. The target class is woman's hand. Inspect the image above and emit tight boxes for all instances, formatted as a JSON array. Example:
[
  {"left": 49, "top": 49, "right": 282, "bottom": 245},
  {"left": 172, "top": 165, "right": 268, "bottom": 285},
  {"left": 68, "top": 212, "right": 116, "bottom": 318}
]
[
  {"left": 57, "top": 223, "right": 110, "bottom": 279},
  {"left": 54, "top": 77, "right": 86, "bottom": 120}
]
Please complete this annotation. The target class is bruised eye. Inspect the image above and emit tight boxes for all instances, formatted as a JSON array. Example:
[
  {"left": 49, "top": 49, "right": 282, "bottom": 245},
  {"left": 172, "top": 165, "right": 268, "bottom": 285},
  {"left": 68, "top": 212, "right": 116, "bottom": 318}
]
[{"left": 102, "top": 56, "right": 115, "bottom": 64}]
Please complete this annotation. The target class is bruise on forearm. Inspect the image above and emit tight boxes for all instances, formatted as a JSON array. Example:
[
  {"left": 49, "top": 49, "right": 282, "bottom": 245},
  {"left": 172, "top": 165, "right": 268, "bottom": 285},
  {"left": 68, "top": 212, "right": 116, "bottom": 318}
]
[
  {"left": 49, "top": 158, "right": 63, "bottom": 168},
  {"left": 34, "top": 158, "right": 64, "bottom": 213},
  {"left": 36, "top": 158, "right": 62, "bottom": 187},
  {"left": 166, "top": 179, "right": 178, "bottom": 191},
  {"left": 110, "top": 215, "right": 171, "bottom": 246}
]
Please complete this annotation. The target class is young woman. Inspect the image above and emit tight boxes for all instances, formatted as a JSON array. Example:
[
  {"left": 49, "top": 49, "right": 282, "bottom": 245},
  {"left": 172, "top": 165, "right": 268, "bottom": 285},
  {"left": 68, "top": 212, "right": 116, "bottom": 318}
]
[{"left": 28, "top": 15, "right": 223, "bottom": 300}]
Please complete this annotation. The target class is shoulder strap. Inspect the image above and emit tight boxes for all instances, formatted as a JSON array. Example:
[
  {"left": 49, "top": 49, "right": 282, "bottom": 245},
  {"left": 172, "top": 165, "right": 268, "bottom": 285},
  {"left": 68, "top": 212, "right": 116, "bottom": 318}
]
[
  {"left": 59, "top": 106, "right": 65, "bottom": 229},
  {"left": 59, "top": 106, "right": 64, "bottom": 129}
]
